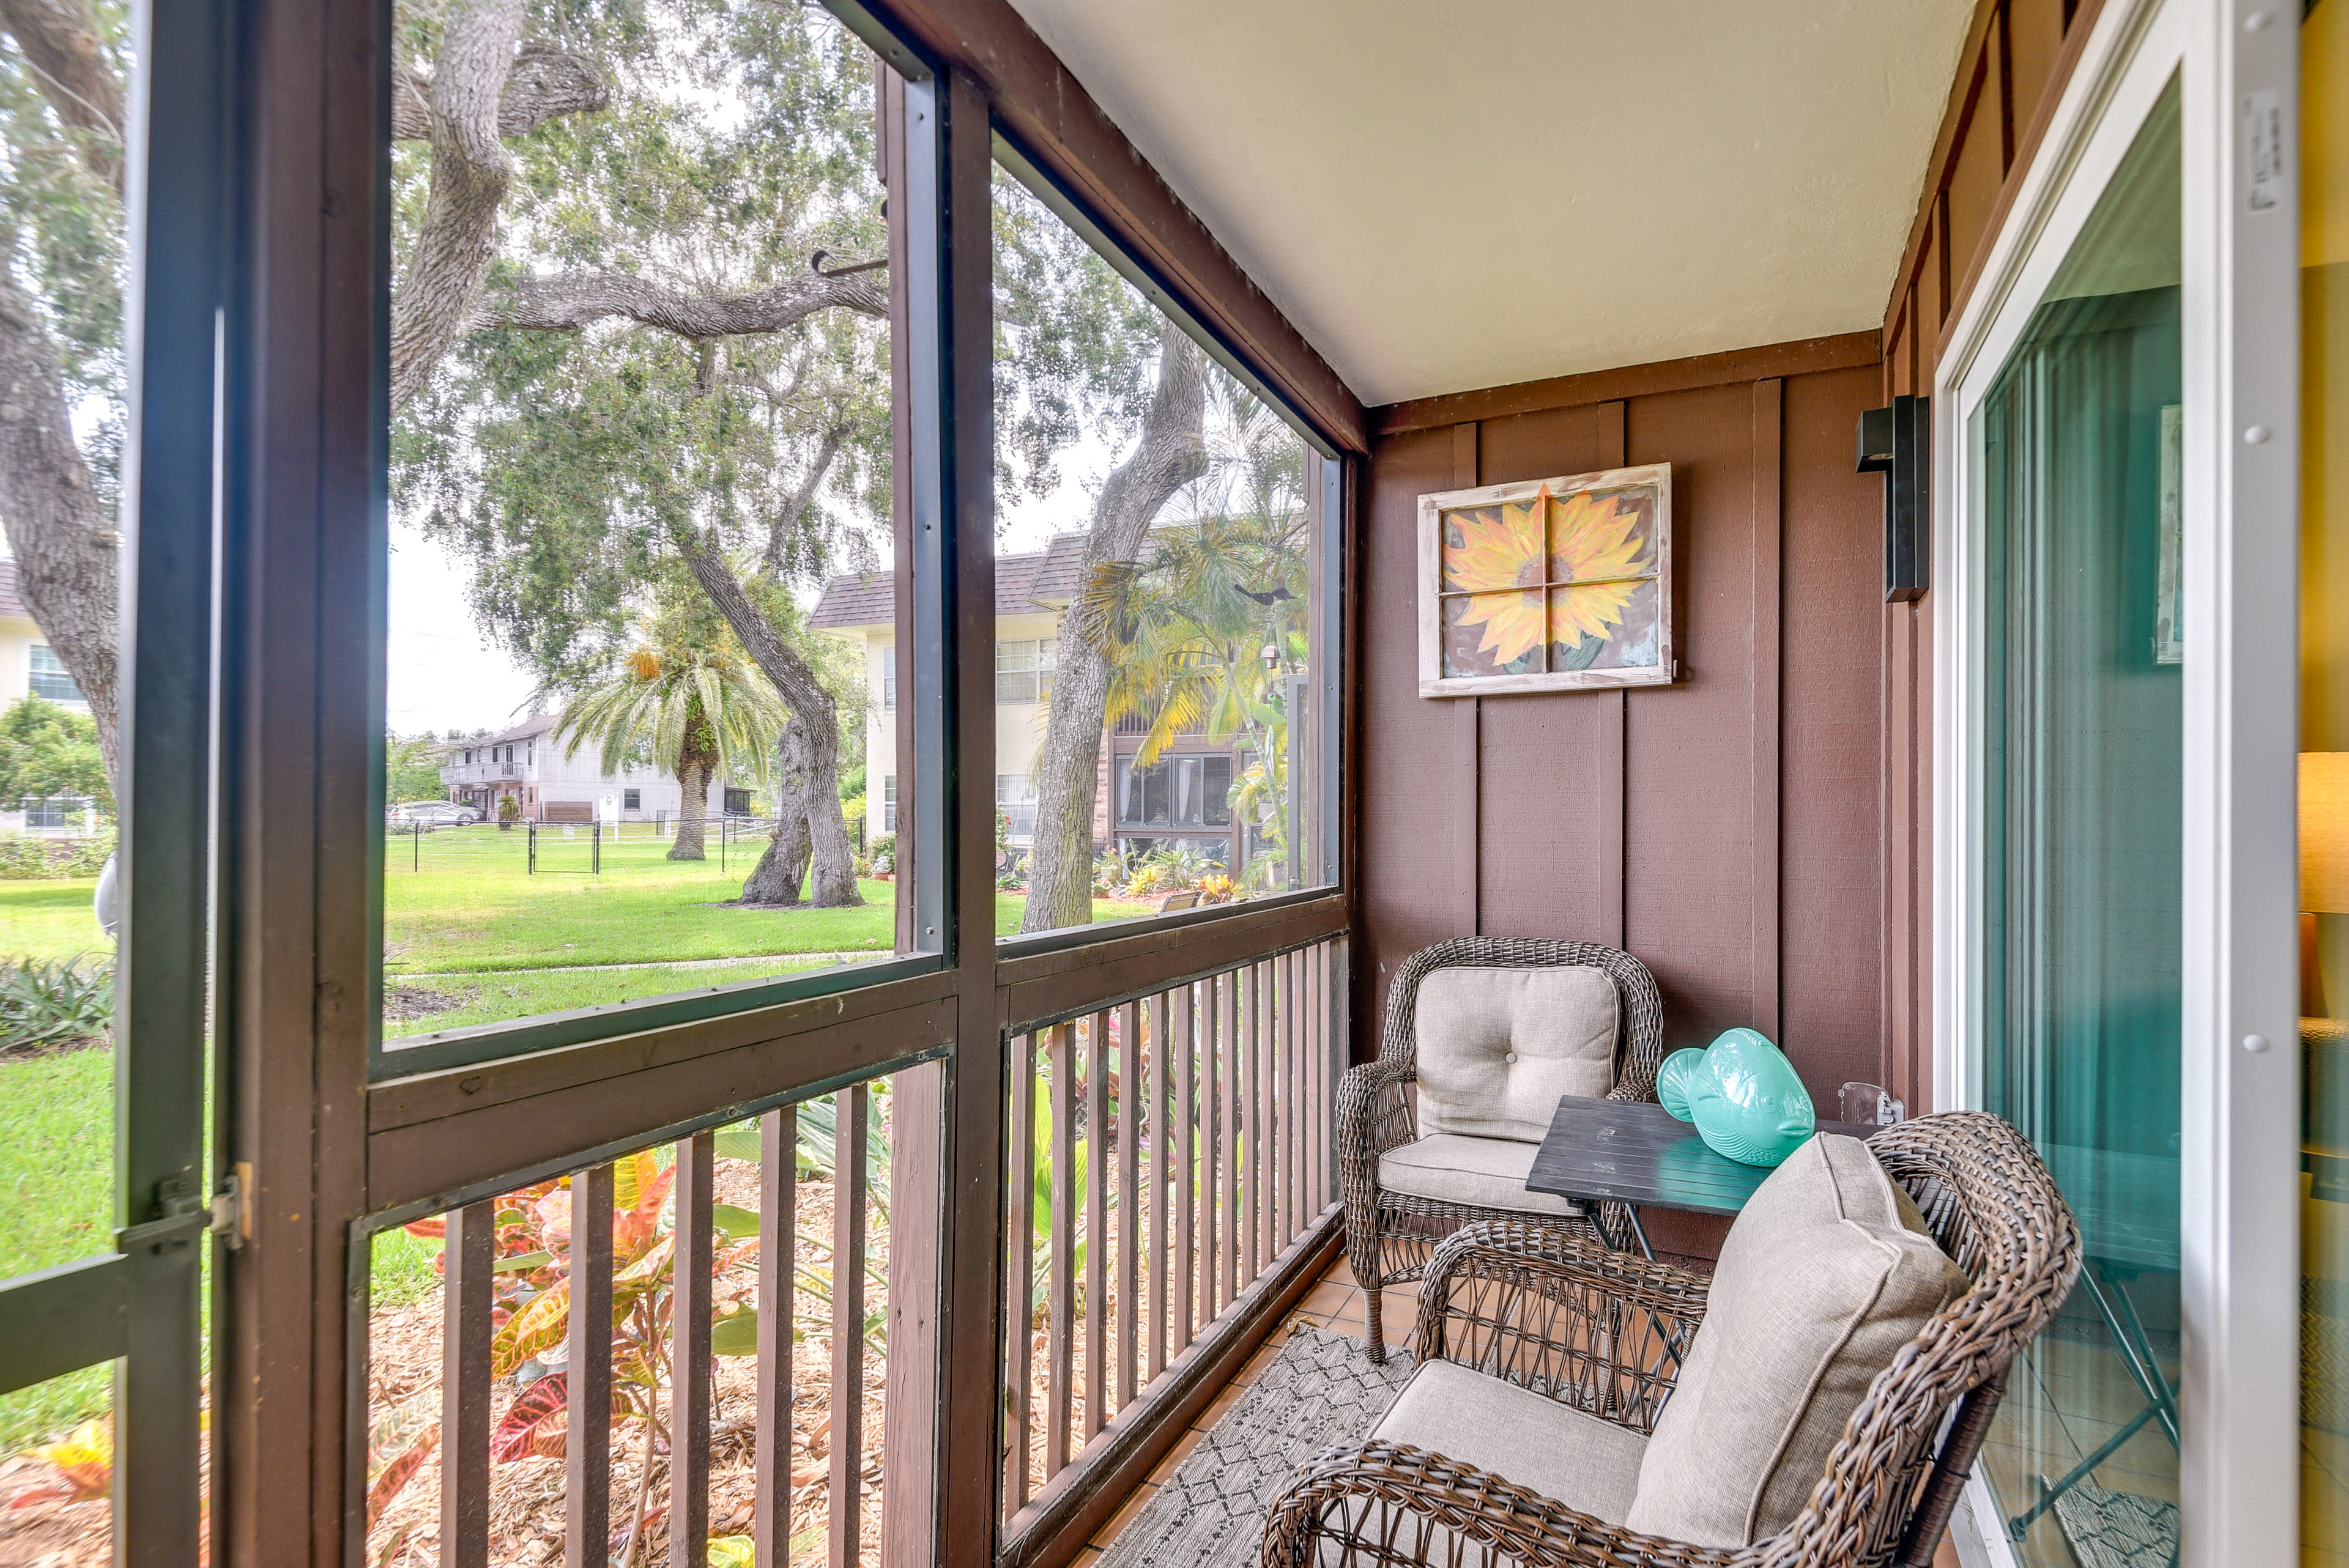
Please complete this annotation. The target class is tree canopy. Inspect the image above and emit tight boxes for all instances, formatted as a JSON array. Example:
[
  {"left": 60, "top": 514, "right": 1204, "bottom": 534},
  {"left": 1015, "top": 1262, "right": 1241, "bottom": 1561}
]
[{"left": 0, "top": 696, "right": 109, "bottom": 810}]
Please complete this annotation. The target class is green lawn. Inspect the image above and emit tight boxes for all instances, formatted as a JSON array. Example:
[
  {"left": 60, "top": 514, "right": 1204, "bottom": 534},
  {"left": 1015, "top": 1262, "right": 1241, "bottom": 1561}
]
[
  {"left": 382, "top": 825, "right": 1150, "bottom": 978},
  {"left": 0, "top": 1045, "right": 113, "bottom": 1450},
  {"left": 0, "top": 878, "right": 109, "bottom": 966},
  {"left": 384, "top": 956, "right": 844, "bottom": 1037}
]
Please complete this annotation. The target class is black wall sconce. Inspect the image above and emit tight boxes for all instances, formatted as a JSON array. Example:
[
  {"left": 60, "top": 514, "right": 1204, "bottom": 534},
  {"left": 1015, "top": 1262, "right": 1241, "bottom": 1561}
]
[{"left": 1857, "top": 395, "right": 1929, "bottom": 603}]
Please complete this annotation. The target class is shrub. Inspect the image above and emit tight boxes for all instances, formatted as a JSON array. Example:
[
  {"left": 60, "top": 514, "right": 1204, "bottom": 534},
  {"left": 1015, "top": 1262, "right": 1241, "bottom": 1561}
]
[
  {"left": 867, "top": 832, "right": 895, "bottom": 875},
  {"left": 1196, "top": 873, "right": 1238, "bottom": 904},
  {"left": 0, "top": 832, "right": 115, "bottom": 880},
  {"left": 0, "top": 956, "right": 113, "bottom": 1052},
  {"left": 62, "top": 830, "right": 114, "bottom": 877}
]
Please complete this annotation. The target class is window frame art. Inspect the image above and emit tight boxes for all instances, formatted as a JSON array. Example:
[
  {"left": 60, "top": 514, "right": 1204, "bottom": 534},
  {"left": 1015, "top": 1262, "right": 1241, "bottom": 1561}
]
[{"left": 1416, "top": 463, "right": 1674, "bottom": 698}]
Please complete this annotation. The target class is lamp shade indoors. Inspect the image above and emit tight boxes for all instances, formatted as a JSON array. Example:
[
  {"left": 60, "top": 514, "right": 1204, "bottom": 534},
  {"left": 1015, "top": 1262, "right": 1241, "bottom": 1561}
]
[{"left": 2307, "top": 753, "right": 2349, "bottom": 915}]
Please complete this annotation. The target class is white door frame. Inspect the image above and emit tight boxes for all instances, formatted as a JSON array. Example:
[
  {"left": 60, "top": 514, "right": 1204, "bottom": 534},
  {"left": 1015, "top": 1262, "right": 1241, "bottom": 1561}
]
[{"left": 1928, "top": 0, "right": 2302, "bottom": 1562}]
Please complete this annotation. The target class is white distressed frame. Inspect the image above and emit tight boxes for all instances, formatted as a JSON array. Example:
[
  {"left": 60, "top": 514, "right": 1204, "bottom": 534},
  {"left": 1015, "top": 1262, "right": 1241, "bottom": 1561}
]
[
  {"left": 1931, "top": 0, "right": 2303, "bottom": 1563},
  {"left": 1415, "top": 464, "right": 1674, "bottom": 698}
]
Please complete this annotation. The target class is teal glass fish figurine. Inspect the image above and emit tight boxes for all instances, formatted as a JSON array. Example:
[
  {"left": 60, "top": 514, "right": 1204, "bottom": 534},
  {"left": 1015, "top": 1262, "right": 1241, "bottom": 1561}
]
[{"left": 1657, "top": 1028, "right": 1816, "bottom": 1167}]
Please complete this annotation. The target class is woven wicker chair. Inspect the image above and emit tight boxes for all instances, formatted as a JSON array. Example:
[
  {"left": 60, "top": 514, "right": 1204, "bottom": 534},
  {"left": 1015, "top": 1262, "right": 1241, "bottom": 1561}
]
[
  {"left": 1340, "top": 938, "right": 1666, "bottom": 1361},
  {"left": 1263, "top": 1111, "right": 2083, "bottom": 1568}
]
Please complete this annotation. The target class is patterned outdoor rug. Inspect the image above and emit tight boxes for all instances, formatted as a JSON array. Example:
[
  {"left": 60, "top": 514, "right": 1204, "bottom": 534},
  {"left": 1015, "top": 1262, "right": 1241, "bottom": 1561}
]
[
  {"left": 1097, "top": 1325, "right": 1416, "bottom": 1568},
  {"left": 2052, "top": 1477, "right": 2180, "bottom": 1568}
]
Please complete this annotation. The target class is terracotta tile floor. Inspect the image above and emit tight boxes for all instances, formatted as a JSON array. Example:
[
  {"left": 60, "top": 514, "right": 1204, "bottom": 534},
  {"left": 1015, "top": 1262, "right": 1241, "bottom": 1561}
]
[{"left": 1073, "top": 1250, "right": 1961, "bottom": 1568}]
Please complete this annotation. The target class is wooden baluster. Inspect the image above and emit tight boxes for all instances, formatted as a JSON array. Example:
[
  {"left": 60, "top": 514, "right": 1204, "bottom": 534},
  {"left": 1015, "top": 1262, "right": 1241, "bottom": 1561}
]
[
  {"left": 1287, "top": 947, "right": 1304, "bottom": 1241},
  {"left": 567, "top": 1167, "right": 615, "bottom": 1568},
  {"left": 1268, "top": 958, "right": 1283, "bottom": 1263},
  {"left": 1242, "top": 964, "right": 1262, "bottom": 1282},
  {"left": 673, "top": 1131, "right": 714, "bottom": 1568},
  {"left": 1203, "top": 981, "right": 1221, "bottom": 1323},
  {"left": 1175, "top": 983, "right": 1197, "bottom": 1352},
  {"left": 440, "top": 1199, "right": 495, "bottom": 1568},
  {"left": 1146, "top": 992, "right": 1171, "bottom": 1383},
  {"left": 755, "top": 1107, "right": 796, "bottom": 1568},
  {"left": 1231, "top": 967, "right": 1249, "bottom": 1314},
  {"left": 1083, "top": 1010, "right": 1109, "bottom": 1439},
  {"left": 829, "top": 1086, "right": 869, "bottom": 1568},
  {"left": 1315, "top": 944, "right": 1334, "bottom": 1211},
  {"left": 1267, "top": 958, "right": 1285, "bottom": 1260},
  {"left": 1115, "top": 999, "right": 1141, "bottom": 1413},
  {"left": 1005, "top": 1034, "right": 1038, "bottom": 1514},
  {"left": 1274, "top": 952, "right": 1291, "bottom": 1251},
  {"left": 1045, "top": 1023, "right": 1076, "bottom": 1480}
]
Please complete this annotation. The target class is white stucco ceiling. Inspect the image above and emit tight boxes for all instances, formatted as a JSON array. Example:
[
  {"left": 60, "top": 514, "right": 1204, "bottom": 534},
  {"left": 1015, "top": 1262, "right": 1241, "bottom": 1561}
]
[{"left": 1003, "top": 0, "right": 1976, "bottom": 408}]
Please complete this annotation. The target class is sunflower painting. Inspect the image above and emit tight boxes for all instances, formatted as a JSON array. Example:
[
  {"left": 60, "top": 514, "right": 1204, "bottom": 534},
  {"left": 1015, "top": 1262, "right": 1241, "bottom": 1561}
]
[{"left": 1417, "top": 464, "right": 1671, "bottom": 696}]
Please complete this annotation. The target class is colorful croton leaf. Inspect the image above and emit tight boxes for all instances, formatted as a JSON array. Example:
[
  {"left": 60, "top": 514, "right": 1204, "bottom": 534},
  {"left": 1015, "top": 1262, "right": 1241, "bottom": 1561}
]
[
  {"left": 489, "top": 1373, "right": 573, "bottom": 1462},
  {"left": 12, "top": 1418, "right": 113, "bottom": 1509}
]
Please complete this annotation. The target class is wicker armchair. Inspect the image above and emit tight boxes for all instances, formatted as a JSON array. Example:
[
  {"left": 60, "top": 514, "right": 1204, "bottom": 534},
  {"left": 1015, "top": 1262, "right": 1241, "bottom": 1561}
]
[
  {"left": 1264, "top": 1111, "right": 2083, "bottom": 1568},
  {"left": 1340, "top": 939, "right": 1665, "bottom": 1359}
]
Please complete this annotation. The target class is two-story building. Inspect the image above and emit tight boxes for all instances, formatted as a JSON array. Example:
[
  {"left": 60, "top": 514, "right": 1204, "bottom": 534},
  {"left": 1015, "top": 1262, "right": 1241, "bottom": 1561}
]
[
  {"left": 0, "top": 559, "right": 88, "bottom": 716},
  {"left": 809, "top": 534, "right": 1269, "bottom": 870},
  {"left": 437, "top": 713, "right": 754, "bottom": 823}
]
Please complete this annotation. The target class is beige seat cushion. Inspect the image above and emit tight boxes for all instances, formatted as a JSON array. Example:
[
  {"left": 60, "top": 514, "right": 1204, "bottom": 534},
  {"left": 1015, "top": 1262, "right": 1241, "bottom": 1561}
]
[
  {"left": 1379, "top": 1133, "right": 1584, "bottom": 1219},
  {"left": 1623, "top": 1134, "right": 1967, "bottom": 1548},
  {"left": 1310, "top": 1363, "right": 1644, "bottom": 1564},
  {"left": 1414, "top": 966, "right": 1617, "bottom": 1141}
]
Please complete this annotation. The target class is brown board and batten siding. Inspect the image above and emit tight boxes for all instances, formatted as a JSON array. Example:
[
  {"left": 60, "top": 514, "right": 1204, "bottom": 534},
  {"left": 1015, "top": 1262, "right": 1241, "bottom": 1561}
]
[{"left": 1360, "top": 337, "right": 1887, "bottom": 1253}]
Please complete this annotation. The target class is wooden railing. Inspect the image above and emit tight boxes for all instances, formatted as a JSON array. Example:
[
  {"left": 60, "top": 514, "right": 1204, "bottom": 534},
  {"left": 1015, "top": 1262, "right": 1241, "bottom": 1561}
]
[
  {"left": 998, "top": 937, "right": 1341, "bottom": 1540},
  {"left": 363, "top": 1078, "right": 897, "bottom": 1568}
]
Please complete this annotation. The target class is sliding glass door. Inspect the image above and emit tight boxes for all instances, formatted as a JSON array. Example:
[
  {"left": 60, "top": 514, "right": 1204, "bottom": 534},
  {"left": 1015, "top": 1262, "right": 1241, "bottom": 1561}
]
[{"left": 1967, "top": 75, "right": 2184, "bottom": 1568}]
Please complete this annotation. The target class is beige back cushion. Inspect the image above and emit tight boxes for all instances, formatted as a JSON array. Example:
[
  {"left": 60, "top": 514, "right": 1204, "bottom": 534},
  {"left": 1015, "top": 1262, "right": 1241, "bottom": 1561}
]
[
  {"left": 1411, "top": 965, "right": 1617, "bottom": 1142},
  {"left": 1624, "top": 1134, "right": 1968, "bottom": 1548}
]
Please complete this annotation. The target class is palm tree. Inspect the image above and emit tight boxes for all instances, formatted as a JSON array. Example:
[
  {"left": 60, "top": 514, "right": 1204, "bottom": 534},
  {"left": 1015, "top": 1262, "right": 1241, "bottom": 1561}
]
[
  {"left": 1078, "top": 394, "right": 1310, "bottom": 889},
  {"left": 547, "top": 622, "right": 784, "bottom": 862}
]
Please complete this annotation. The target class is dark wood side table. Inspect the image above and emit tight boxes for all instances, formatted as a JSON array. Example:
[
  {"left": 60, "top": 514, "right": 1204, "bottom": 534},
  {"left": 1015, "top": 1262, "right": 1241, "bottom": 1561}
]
[{"left": 1524, "top": 1095, "right": 1878, "bottom": 1259}]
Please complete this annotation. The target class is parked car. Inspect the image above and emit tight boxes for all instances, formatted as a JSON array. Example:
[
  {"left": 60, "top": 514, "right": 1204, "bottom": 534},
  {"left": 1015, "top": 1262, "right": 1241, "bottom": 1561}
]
[{"left": 394, "top": 800, "right": 481, "bottom": 826}]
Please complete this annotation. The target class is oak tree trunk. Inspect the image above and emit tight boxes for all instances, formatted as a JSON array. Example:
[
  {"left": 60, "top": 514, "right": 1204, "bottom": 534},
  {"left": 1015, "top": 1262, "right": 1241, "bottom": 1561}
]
[
  {"left": 669, "top": 525, "right": 861, "bottom": 906},
  {"left": 670, "top": 758, "right": 708, "bottom": 860},
  {"left": 0, "top": 0, "right": 122, "bottom": 796},
  {"left": 0, "top": 272, "right": 118, "bottom": 794},
  {"left": 738, "top": 714, "right": 815, "bottom": 906},
  {"left": 1020, "top": 324, "right": 1208, "bottom": 934}
]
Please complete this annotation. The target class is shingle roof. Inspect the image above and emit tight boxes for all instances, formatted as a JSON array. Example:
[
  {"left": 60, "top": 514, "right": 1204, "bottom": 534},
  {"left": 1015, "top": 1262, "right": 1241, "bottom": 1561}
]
[
  {"left": 462, "top": 713, "right": 557, "bottom": 748},
  {"left": 806, "top": 533, "right": 1093, "bottom": 631}
]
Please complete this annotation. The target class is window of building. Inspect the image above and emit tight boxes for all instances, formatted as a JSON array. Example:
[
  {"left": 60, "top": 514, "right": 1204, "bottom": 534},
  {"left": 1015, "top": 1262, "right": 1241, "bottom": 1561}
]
[
  {"left": 881, "top": 659, "right": 896, "bottom": 711},
  {"left": 996, "top": 774, "right": 1039, "bottom": 841},
  {"left": 21, "top": 796, "right": 91, "bottom": 831},
  {"left": 1115, "top": 754, "right": 1233, "bottom": 830},
  {"left": 724, "top": 787, "right": 751, "bottom": 817},
  {"left": 994, "top": 638, "right": 1055, "bottom": 704},
  {"left": 622, "top": 788, "right": 640, "bottom": 811},
  {"left": 27, "top": 645, "right": 83, "bottom": 704},
  {"left": 881, "top": 774, "right": 896, "bottom": 834}
]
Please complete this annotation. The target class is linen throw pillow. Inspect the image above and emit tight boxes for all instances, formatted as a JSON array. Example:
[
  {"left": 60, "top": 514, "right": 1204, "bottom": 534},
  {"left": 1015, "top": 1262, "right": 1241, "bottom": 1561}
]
[
  {"left": 1411, "top": 965, "right": 1617, "bottom": 1142},
  {"left": 1622, "top": 1133, "right": 1968, "bottom": 1547}
]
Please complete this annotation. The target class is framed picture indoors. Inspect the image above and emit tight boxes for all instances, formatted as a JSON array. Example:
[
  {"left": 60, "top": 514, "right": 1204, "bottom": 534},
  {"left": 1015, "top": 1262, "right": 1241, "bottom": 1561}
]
[{"left": 1417, "top": 463, "right": 1672, "bottom": 697}]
